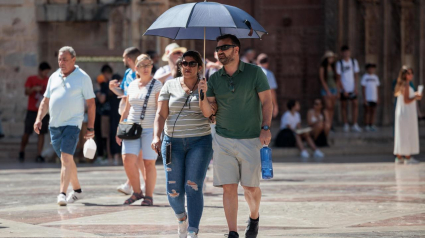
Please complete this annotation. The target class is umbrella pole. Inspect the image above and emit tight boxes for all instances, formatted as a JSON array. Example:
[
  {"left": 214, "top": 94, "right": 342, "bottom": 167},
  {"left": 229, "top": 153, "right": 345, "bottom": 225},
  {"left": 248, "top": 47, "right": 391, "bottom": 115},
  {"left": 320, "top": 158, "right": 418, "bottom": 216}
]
[{"left": 203, "top": 27, "right": 206, "bottom": 78}]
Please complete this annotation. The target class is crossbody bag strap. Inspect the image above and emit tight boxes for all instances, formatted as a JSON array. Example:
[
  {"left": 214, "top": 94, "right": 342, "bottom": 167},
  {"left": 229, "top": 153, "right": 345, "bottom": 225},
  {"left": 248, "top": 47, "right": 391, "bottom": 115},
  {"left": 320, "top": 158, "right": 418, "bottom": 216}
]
[{"left": 140, "top": 79, "right": 157, "bottom": 120}]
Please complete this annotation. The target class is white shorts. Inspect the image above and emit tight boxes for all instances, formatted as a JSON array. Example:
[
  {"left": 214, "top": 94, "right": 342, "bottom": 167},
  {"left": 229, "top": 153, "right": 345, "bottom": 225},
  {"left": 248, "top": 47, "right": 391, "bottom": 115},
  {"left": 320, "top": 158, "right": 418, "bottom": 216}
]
[{"left": 122, "top": 128, "right": 157, "bottom": 160}]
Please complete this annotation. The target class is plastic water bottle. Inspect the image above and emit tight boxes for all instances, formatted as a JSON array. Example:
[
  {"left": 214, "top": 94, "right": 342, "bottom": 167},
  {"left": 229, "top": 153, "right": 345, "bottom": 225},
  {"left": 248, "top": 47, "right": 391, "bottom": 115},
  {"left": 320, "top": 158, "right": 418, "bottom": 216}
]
[
  {"left": 83, "top": 138, "right": 97, "bottom": 159},
  {"left": 260, "top": 145, "right": 273, "bottom": 179}
]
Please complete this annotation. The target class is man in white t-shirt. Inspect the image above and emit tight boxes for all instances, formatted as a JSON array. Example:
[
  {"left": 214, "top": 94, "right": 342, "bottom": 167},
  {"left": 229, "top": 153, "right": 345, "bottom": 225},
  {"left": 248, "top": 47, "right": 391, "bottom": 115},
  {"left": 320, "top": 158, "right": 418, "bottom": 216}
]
[
  {"left": 257, "top": 53, "right": 279, "bottom": 118},
  {"left": 153, "top": 43, "right": 187, "bottom": 83},
  {"left": 361, "top": 63, "right": 380, "bottom": 131},
  {"left": 336, "top": 45, "right": 362, "bottom": 132}
]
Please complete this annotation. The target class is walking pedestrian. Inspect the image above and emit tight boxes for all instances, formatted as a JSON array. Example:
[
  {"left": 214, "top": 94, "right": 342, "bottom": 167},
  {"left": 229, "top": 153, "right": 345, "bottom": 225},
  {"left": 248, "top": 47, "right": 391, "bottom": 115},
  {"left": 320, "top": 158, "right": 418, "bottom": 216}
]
[
  {"left": 336, "top": 45, "right": 362, "bottom": 132},
  {"left": 34, "top": 46, "right": 96, "bottom": 206},
  {"left": 319, "top": 51, "right": 338, "bottom": 129},
  {"left": 361, "top": 63, "right": 380, "bottom": 132},
  {"left": 109, "top": 47, "right": 147, "bottom": 195},
  {"left": 154, "top": 43, "right": 187, "bottom": 83},
  {"left": 199, "top": 34, "right": 272, "bottom": 238},
  {"left": 152, "top": 50, "right": 212, "bottom": 238},
  {"left": 19, "top": 62, "right": 51, "bottom": 162},
  {"left": 394, "top": 66, "right": 422, "bottom": 164},
  {"left": 116, "top": 54, "right": 162, "bottom": 205},
  {"left": 257, "top": 53, "right": 279, "bottom": 118}
]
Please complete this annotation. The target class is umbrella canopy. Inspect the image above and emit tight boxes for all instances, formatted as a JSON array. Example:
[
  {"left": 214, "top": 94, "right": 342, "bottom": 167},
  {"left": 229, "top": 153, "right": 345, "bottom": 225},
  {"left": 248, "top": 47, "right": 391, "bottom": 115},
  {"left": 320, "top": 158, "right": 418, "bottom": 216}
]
[{"left": 144, "top": 1, "right": 267, "bottom": 40}]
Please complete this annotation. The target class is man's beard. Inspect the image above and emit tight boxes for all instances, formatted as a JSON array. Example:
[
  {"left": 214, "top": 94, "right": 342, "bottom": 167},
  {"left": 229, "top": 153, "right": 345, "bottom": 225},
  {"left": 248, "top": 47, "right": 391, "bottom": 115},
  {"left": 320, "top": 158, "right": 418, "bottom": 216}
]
[{"left": 218, "top": 50, "right": 235, "bottom": 65}]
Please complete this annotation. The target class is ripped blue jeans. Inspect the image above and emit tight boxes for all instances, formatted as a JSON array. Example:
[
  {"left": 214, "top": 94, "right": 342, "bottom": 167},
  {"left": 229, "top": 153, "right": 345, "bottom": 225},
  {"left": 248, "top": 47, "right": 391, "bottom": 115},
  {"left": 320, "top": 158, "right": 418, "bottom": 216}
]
[{"left": 162, "top": 134, "right": 212, "bottom": 234}]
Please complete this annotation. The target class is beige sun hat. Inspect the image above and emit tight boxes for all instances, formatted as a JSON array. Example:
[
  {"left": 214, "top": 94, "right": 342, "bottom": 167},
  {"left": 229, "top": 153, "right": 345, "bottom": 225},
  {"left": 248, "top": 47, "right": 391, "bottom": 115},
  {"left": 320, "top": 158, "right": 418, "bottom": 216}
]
[
  {"left": 321, "top": 51, "right": 336, "bottom": 61},
  {"left": 161, "top": 43, "right": 187, "bottom": 61}
]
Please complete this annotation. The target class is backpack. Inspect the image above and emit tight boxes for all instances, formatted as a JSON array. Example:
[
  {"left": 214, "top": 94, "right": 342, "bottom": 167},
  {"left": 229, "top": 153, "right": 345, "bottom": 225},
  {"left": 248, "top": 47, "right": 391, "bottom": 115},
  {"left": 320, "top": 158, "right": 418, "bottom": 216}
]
[{"left": 339, "top": 58, "right": 355, "bottom": 74}]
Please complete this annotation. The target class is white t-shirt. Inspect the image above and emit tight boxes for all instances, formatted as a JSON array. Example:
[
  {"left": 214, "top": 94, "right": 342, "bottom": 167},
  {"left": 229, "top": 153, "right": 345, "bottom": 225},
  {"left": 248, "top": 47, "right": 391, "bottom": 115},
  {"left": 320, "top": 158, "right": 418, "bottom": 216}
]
[
  {"left": 361, "top": 73, "right": 380, "bottom": 102},
  {"left": 261, "top": 67, "right": 277, "bottom": 90},
  {"left": 336, "top": 59, "right": 360, "bottom": 93},
  {"left": 280, "top": 111, "right": 301, "bottom": 130},
  {"left": 153, "top": 65, "right": 173, "bottom": 82},
  {"left": 126, "top": 79, "right": 162, "bottom": 128}
]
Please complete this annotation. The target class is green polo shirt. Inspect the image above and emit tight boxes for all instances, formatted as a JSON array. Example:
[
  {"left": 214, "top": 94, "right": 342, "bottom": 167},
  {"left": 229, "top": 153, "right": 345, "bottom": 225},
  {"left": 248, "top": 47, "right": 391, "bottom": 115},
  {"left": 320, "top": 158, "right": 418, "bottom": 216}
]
[{"left": 207, "top": 61, "right": 270, "bottom": 139}]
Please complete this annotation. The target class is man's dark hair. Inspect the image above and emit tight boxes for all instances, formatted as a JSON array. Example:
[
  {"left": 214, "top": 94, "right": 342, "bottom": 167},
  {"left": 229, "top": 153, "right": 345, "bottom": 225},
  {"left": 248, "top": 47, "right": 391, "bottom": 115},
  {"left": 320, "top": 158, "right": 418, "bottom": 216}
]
[
  {"left": 259, "top": 57, "right": 268, "bottom": 64},
  {"left": 101, "top": 64, "right": 113, "bottom": 74},
  {"left": 341, "top": 45, "right": 350, "bottom": 52},
  {"left": 124, "top": 47, "right": 141, "bottom": 62},
  {"left": 39, "top": 62, "right": 51, "bottom": 71},
  {"left": 287, "top": 100, "right": 297, "bottom": 110},
  {"left": 145, "top": 50, "right": 157, "bottom": 59},
  {"left": 365, "top": 63, "right": 376, "bottom": 70},
  {"left": 216, "top": 34, "right": 241, "bottom": 54}
]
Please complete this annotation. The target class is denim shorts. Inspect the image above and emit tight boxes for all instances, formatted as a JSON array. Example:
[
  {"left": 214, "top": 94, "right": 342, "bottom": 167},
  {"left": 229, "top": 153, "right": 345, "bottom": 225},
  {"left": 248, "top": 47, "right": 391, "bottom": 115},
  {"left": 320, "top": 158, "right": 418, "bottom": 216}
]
[
  {"left": 49, "top": 126, "right": 81, "bottom": 157},
  {"left": 122, "top": 128, "right": 156, "bottom": 160},
  {"left": 320, "top": 88, "right": 338, "bottom": 96}
]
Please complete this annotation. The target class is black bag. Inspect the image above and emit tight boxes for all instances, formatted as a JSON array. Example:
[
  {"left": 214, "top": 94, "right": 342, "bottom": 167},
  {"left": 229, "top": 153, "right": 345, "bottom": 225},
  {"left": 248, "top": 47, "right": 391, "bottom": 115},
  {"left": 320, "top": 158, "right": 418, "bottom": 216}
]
[{"left": 117, "top": 79, "right": 156, "bottom": 140}]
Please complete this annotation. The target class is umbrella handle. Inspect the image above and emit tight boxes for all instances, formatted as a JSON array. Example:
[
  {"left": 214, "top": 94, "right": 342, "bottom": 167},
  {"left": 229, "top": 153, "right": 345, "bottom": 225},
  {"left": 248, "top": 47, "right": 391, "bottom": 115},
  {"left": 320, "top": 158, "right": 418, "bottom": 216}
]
[{"left": 244, "top": 20, "right": 253, "bottom": 36}]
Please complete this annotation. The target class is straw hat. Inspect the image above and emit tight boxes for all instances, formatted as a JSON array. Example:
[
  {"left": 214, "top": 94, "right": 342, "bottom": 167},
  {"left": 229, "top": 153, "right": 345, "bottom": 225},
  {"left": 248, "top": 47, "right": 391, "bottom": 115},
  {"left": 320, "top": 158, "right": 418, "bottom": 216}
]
[
  {"left": 321, "top": 51, "right": 336, "bottom": 61},
  {"left": 162, "top": 43, "right": 187, "bottom": 61}
]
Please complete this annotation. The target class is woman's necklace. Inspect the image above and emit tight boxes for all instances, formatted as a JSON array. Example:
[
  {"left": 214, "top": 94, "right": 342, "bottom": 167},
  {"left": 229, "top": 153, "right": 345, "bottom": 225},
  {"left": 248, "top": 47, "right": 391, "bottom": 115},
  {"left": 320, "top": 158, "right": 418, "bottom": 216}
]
[{"left": 181, "top": 77, "right": 198, "bottom": 95}]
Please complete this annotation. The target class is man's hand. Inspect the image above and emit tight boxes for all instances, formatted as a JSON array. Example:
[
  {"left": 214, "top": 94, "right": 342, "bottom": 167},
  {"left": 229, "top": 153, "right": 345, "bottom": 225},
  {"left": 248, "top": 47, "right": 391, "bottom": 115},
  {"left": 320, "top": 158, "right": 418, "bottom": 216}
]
[
  {"left": 151, "top": 136, "right": 162, "bottom": 154},
  {"left": 109, "top": 79, "right": 120, "bottom": 90},
  {"left": 34, "top": 120, "right": 42, "bottom": 134},
  {"left": 198, "top": 78, "right": 208, "bottom": 95},
  {"left": 33, "top": 86, "right": 43, "bottom": 92},
  {"left": 84, "top": 130, "right": 94, "bottom": 139},
  {"left": 259, "top": 129, "right": 272, "bottom": 146}
]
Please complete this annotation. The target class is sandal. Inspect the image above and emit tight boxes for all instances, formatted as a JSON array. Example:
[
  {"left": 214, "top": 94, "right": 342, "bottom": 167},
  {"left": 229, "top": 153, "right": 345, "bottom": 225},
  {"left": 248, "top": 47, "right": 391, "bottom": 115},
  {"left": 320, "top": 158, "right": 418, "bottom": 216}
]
[
  {"left": 141, "top": 196, "right": 153, "bottom": 206},
  {"left": 123, "top": 192, "right": 144, "bottom": 205}
]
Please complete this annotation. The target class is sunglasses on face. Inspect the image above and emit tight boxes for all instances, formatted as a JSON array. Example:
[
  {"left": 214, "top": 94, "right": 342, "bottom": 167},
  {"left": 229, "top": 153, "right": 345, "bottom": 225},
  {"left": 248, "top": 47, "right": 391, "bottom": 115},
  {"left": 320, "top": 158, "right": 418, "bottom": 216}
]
[
  {"left": 181, "top": 61, "right": 198, "bottom": 68},
  {"left": 136, "top": 64, "right": 152, "bottom": 69},
  {"left": 215, "top": 44, "right": 237, "bottom": 52}
]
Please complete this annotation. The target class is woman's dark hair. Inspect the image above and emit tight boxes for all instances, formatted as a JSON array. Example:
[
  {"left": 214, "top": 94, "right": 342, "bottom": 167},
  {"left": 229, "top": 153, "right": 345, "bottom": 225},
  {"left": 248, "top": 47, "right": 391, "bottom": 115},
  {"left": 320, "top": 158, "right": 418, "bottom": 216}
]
[
  {"left": 178, "top": 50, "right": 203, "bottom": 79},
  {"left": 39, "top": 62, "right": 51, "bottom": 71},
  {"left": 313, "top": 98, "right": 325, "bottom": 114},
  {"left": 287, "top": 100, "right": 297, "bottom": 110},
  {"left": 320, "top": 57, "right": 336, "bottom": 85}
]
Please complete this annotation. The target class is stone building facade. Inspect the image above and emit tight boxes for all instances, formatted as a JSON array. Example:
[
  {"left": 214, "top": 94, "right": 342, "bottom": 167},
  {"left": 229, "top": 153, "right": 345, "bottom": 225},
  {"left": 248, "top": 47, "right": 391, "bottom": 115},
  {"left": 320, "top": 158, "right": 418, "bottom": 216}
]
[{"left": 0, "top": 0, "right": 424, "bottom": 136}]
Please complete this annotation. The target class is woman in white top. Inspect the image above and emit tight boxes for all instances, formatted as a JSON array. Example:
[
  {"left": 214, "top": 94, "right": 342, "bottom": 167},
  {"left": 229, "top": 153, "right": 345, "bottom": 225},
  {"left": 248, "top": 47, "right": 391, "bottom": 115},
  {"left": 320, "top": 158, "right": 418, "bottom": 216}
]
[
  {"left": 307, "top": 99, "right": 330, "bottom": 144},
  {"left": 116, "top": 54, "right": 162, "bottom": 205},
  {"left": 394, "top": 66, "right": 422, "bottom": 164}
]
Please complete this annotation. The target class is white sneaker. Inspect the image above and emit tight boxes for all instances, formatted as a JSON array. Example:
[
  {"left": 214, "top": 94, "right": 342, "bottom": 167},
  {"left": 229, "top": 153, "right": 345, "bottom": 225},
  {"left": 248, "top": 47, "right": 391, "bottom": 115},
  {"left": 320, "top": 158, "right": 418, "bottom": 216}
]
[
  {"left": 351, "top": 124, "right": 362, "bottom": 132},
  {"left": 343, "top": 123, "right": 350, "bottom": 132},
  {"left": 178, "top": 219, "right": 188, "bottom": 238},
  {"left": 404, "top": 158, "right": 420, "bottom": 164},
  {"left": 117, "top": 183, "right": 132, "bottom": 195},
  {"left": 57, "top": 194, "right": 67, "bottom": 206},
  {"left": 395, "top": 157, "right": 404, "bottom": 164},
  {"left": 301, "top": 150, "right": 310, "bottom": 159},
  {"left": 187, "top": 231, "right": 198, "bottom": 238},
  {"left": 66, "top": 191, "right": 84, "bottom": 203},
  {"left": 313, "top": 149, "right": 324, "bottom": 158}
]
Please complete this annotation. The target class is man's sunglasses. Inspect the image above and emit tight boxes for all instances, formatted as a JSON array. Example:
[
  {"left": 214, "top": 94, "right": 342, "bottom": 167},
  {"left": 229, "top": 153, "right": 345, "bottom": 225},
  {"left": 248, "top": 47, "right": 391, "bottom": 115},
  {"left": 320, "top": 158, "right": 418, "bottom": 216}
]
[
  {"left": 181, "top": 61, "right": 198, "bottom": 68},
  {"left": 215, "top": 44, "right": 237, "bottom": 52}
]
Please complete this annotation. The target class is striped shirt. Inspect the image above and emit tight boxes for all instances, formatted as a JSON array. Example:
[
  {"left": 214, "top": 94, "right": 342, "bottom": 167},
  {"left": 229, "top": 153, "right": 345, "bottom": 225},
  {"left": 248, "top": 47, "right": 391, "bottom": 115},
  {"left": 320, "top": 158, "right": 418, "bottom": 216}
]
[
  {"left": 158, "top": 77, "right": 211, "bottom": 138},
  {"left": 127, "top": 78, "right": 162, "bottom": 129}
]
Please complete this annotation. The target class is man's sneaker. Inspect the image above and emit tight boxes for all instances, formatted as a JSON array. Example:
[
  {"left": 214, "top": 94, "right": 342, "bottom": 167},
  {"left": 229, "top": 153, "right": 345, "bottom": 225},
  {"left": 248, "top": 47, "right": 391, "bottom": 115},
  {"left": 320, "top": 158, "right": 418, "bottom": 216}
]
[
  {"left": 187, "top": 231, "right": 198, "bottom": 238},
  {"left": 66, "top": 190, "right": 84, "bottom": 203},
  {"left": 19, "top": 151, "right": 25, "bottom": 163},
  {"left": 117, "top": 183, "right": 132, "bottom": 195},
  {"left": 351, "top": 124, "right": 363, "bottom": 132},
  {"left": 395, "top": 157, "right": 404, "bottom": 164},
  {"left": 57, "top": 194, "right": 67, "bottom": 206},
  {"left": 226, "top": 231, "right": 239, "bottom": 238},
  {"left": 313, "top": 150, "right": 325, "bottom": 158},
  {"left": 300, "top": 150, "right": 310, "bottom": 159},
  {"left": 178, "top": 219, "right": 188, "bottom": 238},
  {"left": 343, "top": 123, "right": 350, "bottom": 132},
  {"left": 365, "top": 126, "right": 371, "bottom": 132},
  {"left": 36, "top": 155, "right": 45, "bottom": 163},
  {"left": 370, "top": 125, "right": 378, "bottom": 132},
  {"left": 245, "top": 216, "right": 259, "bottom": 238},
  {"left": 404, "top": 158, "right": 420, "bottom": 164}
]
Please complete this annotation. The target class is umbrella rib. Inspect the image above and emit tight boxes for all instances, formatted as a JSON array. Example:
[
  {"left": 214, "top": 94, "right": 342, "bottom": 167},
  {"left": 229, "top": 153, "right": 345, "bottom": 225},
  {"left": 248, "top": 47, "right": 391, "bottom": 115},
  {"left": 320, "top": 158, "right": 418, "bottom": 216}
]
[
  {"left": 185, "top": 2, "right": 199, "bottom": 28},
  {"left": 223, "top": 5, "right": 238, "bottom": 28}
]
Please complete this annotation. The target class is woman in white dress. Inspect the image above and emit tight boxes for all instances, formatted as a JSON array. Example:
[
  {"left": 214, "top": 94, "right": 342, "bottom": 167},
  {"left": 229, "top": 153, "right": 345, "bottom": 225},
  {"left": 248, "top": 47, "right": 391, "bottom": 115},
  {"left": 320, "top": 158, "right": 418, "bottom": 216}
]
[{"left": 394, "top": 66, "right": 422, "bottom": 164}]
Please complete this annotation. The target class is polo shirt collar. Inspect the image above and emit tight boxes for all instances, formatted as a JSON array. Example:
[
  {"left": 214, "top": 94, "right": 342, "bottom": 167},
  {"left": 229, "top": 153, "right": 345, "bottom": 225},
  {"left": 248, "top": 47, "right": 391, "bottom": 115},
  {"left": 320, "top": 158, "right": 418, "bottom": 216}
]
[
  {"left": 219, "top": 60, "right": 245, "bottom": 76},
  {"left": 59, "top": 65, "right": 79, "bottom": 78}
]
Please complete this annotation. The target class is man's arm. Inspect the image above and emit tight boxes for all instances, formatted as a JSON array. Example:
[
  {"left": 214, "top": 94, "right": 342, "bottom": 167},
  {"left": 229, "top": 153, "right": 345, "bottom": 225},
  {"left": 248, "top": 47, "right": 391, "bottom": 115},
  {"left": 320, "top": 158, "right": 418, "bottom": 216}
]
[
  {"left": 85, "top": 98, "right": 95, "bottom": 138},
  {"left": 34, "top": 97, "right": 49, "bottom": 134},
  {"left": 109, "top": 80, "right": 124, "bottom": 96},
  {"left": 258, "top": 90, "right": 273, "bottom": 145}
]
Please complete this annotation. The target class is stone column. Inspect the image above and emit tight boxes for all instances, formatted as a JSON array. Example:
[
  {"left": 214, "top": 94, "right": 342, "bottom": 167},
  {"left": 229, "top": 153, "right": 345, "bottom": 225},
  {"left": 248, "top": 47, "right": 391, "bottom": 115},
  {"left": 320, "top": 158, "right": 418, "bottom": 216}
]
[{"left": 398, "top": 0, "right": 416, "bottom": 68}]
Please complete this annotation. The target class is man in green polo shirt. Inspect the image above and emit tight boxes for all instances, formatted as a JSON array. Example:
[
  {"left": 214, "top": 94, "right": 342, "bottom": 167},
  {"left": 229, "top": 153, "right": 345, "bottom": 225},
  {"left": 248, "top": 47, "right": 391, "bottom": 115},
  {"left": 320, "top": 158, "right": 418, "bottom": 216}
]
[{"left": 199, "top": 34, "right": 273, "bottom": 238}]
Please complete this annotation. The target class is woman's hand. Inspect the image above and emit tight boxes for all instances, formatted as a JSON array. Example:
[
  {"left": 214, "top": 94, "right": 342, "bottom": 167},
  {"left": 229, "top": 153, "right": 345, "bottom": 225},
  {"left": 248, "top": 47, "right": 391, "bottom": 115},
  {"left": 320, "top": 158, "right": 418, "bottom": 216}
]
[
  {"left": 151, "top": 136, "right": 162, "bottom": 154},
  {"left": 198, "top": 78, "right": 208, "bottom": 95},
  {"left": 116, "top": 136, "right": 122, "bottom": 146},
  {"left": 415, "top": 92, "right": 422, "bottom": 100}
]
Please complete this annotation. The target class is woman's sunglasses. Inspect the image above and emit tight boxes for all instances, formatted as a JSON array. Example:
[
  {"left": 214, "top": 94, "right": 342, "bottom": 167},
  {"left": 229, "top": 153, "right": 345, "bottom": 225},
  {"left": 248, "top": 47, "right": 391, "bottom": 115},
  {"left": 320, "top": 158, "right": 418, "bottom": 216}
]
[
  {"left": 136, "top": 64, "right": 152, "bottom": 69},
  {"left": 215, "top": 44, "right": 237, "bottom": 52},
  {"left": 181, "top": 61, "right": 198, "bottom": 68}
]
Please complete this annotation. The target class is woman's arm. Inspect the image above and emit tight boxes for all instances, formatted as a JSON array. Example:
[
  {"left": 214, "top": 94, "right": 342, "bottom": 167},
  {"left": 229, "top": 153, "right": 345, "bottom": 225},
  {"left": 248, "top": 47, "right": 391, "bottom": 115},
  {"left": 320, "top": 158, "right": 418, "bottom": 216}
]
[
  {"left": 319, "top": 67, "right": 329, "bottom": 93},
  {"left": 403, "top": 83, "right": 416, "bottom": 104},
  {"left": 119, "top": 97, "right": 130, "bottom": 123},
  {"left": 306, "top": 109, "right": 314, "bottom": 126},
  {"left": 151, "top": 100, "right": 169, "bottom": 152}
]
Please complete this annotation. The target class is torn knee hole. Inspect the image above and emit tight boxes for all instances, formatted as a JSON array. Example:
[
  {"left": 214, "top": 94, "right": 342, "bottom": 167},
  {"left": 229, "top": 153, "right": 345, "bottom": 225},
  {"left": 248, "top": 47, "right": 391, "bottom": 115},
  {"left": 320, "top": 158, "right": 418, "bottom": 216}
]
[
  {"left": 169, "top": 181, "right": 176, "bottom": 184},
  {"left": 187, "top": 180, "right": 199, "bottom": 191},
  {"left": 166, "top": 167, "right": 172, "bottom": 172},
  {"left": 169, "top": 189, "right": 179, "bottom": 197}
]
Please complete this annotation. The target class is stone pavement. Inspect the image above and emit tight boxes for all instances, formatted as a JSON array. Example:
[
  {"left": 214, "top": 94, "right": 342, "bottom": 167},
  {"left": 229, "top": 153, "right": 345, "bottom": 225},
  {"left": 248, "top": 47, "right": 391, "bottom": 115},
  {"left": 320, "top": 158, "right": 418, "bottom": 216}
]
[{"left": 0, "top": 160, "right": 424, "bottom": 237}]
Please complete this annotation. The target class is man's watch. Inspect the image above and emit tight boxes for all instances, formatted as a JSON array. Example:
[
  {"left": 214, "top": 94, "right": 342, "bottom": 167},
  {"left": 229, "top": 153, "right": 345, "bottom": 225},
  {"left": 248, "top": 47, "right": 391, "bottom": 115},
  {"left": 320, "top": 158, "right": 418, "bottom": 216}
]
[
  {"left": 261, "top": 125, "right": 270, "bottom": 131},
  {"left": 87, "top": 128, "right": 94, "bottom": 132}
]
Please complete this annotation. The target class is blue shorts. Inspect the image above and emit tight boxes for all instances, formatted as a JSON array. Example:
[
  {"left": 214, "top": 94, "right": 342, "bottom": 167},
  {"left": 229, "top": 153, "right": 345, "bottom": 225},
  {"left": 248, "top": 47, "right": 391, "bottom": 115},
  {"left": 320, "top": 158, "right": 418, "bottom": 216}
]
[
  {"left": 321, "top": 88, "right": 338, "bottom": 96},
  {"left": 122, "top": 128, "right": 157, "bottom": 160},
  {"left": 49, "top": 126, "right": 80, "bottom": 157}
]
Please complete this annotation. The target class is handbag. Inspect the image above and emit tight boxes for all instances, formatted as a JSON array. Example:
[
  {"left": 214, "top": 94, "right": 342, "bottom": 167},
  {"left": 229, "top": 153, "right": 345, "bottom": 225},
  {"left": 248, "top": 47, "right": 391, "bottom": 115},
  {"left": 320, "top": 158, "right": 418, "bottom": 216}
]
[{"left": 117, "top": 79, "right": 156, "bottom": 140}]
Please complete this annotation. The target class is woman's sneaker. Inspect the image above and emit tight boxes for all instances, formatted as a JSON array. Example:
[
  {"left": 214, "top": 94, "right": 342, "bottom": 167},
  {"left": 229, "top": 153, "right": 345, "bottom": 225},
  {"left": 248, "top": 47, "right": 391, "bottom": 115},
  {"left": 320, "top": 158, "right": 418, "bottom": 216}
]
[
  {"left": 187, "top": 231, "right": 198, "bottom": 238},
  {"left": 57, "top": 194, "right": 67, "bottom": 206},
  {"left": 404, "top": 158, "right": 420, "bottom": 164},
  {"left": 394, "top": 157, "right": 404, "bottom": 164},
  {"left": 117, "top": 183, "right": 132, "bottom": 195},
  {"left": 66, "top": 191, "right": 84, "bottom": 203},
  {"left": 178, "top": 219, "right": 188, "bottom": 238}
]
